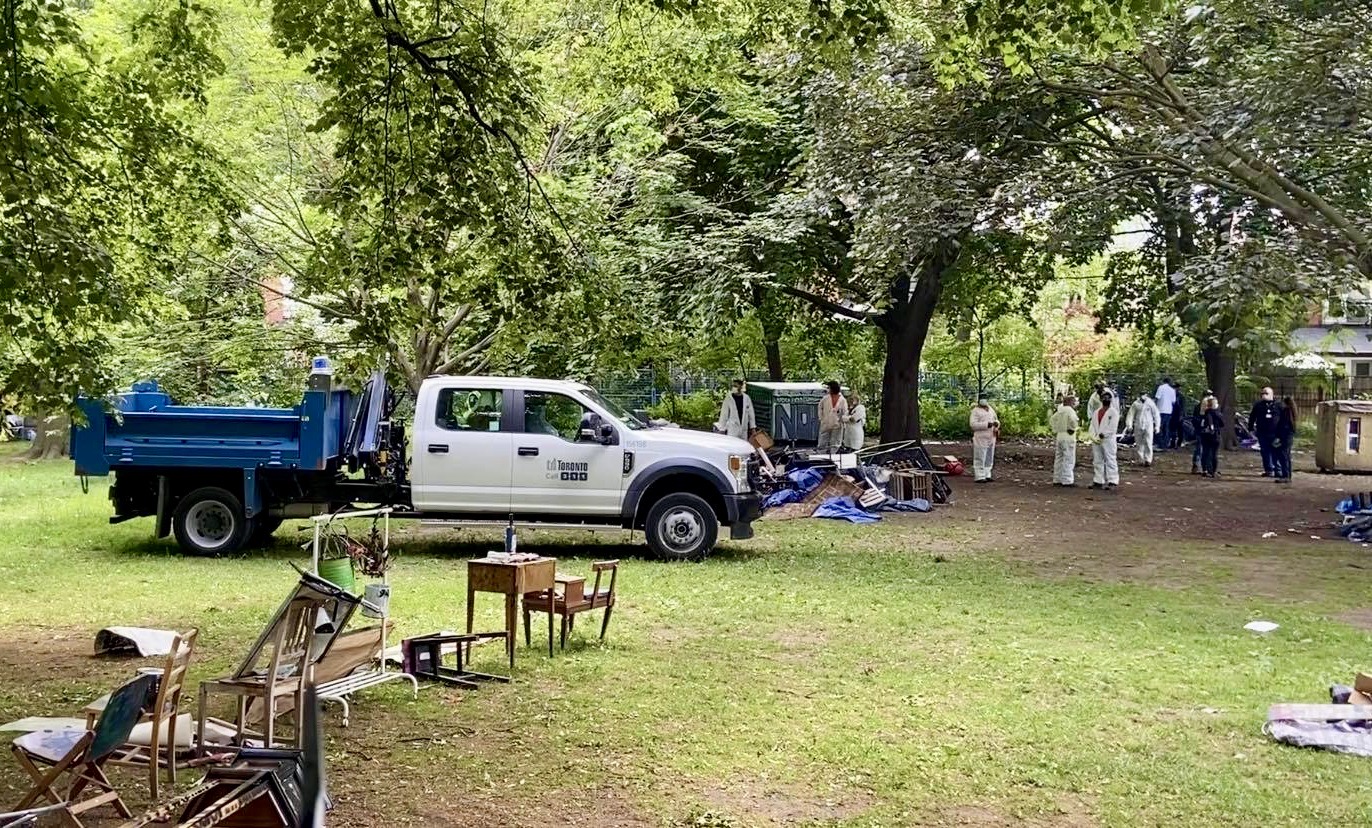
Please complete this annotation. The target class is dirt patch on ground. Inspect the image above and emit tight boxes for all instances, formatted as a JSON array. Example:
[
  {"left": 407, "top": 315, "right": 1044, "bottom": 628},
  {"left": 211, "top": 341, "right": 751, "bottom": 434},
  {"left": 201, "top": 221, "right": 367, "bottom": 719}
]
[
  {"left": 1334, "top": 608, "right": 1372, "bottom": 631},
  {"left": 415, "top": 787, "right": 655, "bottom": 828},
  {"left": 904, "top": 441, "right": 1367, "bottom": 601},
  {"left": 702, "top": 781, "right": 874, "bottom": 825},
  {"left": 924, "top": 795, "right": 1098, "bottom": 827}
]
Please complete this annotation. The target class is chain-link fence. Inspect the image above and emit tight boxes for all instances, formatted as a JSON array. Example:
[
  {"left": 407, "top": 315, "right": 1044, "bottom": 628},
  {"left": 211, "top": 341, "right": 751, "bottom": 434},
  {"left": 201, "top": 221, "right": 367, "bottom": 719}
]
[{"left": 590, "top": 367, "right": 1054, "bottom": 418}]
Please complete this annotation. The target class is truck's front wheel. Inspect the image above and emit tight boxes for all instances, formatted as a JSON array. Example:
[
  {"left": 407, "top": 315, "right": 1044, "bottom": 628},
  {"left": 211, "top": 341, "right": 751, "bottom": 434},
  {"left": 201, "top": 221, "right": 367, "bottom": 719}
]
[
  {"left": 173, "top": 487, "right": 251, "bottom": 556},
  {"left": 644, "top": 493, "right": 718, "bottom": 561}
]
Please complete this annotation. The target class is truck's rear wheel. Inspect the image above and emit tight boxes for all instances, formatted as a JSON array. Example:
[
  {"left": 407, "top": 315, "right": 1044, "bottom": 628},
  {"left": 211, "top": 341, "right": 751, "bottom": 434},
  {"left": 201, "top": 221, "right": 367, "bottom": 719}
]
[
  {"left": 173, "top": 487, "right": 250, "bottom": 556},
  {"left": 644, "top": 493, "right": 718, "bottom": 561}
]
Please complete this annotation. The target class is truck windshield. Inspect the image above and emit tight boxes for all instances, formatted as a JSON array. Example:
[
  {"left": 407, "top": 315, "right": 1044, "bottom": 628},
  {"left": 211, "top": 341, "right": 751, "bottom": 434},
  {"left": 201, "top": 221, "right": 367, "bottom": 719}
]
[{"left": 582, "top": 389, "right": 646, "bottom": 431}]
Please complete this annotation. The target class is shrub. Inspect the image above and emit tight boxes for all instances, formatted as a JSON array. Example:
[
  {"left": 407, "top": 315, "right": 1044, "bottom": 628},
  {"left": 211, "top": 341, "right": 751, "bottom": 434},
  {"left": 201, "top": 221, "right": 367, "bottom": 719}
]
[
  {"left": 919, "top": 396, "right": 1052, "bottom": 440},
  {"left": 647, "top": 391, "right": 721, "bottom": 431}
]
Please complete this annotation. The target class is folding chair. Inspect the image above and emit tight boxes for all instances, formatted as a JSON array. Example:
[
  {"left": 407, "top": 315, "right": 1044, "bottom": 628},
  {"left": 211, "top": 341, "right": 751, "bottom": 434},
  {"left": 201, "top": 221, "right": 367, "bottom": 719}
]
[
  {"left": 10, "top": 674, "right": 157, "bottom": 827},
  {"left": 197, "top": 571, "right": 359, "bottom": 750},
  {"left": 82, "top": 629, "right": 198, "bottom": 800}
]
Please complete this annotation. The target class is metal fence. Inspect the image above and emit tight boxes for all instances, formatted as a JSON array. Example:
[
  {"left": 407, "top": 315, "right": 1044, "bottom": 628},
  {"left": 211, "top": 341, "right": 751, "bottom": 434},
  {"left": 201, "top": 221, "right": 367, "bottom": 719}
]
[{"left": 590, "top": 367, "right": 1053, "bottom": 417}]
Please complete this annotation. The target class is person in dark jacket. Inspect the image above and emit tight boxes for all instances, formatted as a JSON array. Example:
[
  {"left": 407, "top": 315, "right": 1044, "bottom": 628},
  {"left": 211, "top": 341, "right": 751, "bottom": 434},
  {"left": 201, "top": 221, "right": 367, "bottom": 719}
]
[
  {"left": 1272, "top": 396, "right": 1298, "bottom": 483},
  {"left": 1199, "top": 396, "right": 1224, "bottom": 478},
  {"left": 1249, "top": 387, "right": 1281, "bottom": 477},
  {"left": 1170, "top": 383, "right": 1186, "bottom": 449},
  {"left": 1190, "top": 390, "right": 1212, "bottom": 474}
]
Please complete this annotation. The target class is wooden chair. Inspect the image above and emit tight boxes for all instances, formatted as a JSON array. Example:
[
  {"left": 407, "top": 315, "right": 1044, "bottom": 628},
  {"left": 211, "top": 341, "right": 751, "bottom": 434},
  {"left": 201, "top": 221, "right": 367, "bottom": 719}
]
[
  {"left": 197, "top": 573, "right": 359, "bottom": 751},
  {"left": 10, "top": 674, "right": 157, "bottom": 827},
  {"left": 522, "top": 560, "right": 619, "bottom": 650},
  {"left": 82, "top": 629, "right": 198, "bottom": 801}
]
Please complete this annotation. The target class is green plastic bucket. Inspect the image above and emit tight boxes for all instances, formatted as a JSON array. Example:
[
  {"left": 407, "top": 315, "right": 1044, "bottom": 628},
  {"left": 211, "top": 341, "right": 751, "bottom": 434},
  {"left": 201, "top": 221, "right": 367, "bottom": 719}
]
[{"left": 317, "top": 557, "right": 356, "bottom": 593}]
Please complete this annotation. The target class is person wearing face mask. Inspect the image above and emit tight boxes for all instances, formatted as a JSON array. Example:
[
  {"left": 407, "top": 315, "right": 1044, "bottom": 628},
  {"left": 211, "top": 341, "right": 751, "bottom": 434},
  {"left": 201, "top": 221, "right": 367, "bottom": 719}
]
[
  {"left": 969, "top": 397, "right": 999, "bottom": 483},
  {"left": 1272, "top": 396, "right": 1298, "bottom": 484},
  {"left": 1089, "top": 389, "right": 1120, "bottom": 490},
  {"left": 1199, "top": 395, "right": 1225, "bottom": 478},
  {"left": 1249, "top": 387, "right": 1281, "bottom": 477},
  {"left": 1049, "top": 392, "right": 1079, "bottom": 486},
  {"left": 1125, "top": 392, "right": 1162, "bottom": 467},
  {"left": 1088, "top": 380, "right": 1120, "bottom": 420},
  {"left": 817, "top": 381, "right": 848, "bottom": 451},
  {"left": 715, "top": 379, "right": 756, "bottom": 440}
]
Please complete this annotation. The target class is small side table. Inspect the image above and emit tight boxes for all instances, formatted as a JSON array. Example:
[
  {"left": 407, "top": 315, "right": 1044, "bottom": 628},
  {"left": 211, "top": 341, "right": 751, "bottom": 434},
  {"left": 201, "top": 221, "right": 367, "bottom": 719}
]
[{"left": 466, "top": 556, "right": 556, "bottom": 668}]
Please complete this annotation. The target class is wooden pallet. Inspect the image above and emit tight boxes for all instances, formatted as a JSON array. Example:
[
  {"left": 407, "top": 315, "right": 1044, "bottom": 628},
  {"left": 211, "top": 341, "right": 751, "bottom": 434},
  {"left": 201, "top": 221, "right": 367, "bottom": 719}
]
[{"left": 864, "top": 445, "right": 952, "bottom": 503}]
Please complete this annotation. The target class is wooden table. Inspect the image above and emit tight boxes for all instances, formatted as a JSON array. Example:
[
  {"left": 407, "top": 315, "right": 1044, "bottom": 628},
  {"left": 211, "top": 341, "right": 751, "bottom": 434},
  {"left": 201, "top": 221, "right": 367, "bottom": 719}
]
[{"left": 466, "top": 556, "right": 556, "bottom": 668}]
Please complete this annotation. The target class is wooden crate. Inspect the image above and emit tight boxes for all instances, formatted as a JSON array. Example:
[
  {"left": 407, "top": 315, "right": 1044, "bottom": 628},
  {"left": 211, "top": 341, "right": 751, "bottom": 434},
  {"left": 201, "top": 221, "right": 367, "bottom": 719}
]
[{"left": 889, "top": 470, "right": 934, "bottom": 503}]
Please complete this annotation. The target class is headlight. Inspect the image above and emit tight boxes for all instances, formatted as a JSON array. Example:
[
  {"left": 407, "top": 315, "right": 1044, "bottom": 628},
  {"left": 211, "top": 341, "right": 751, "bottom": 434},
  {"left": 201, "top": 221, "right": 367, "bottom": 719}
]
[{"left": 728, "top": 454, "right": 749, "bottom": 489}]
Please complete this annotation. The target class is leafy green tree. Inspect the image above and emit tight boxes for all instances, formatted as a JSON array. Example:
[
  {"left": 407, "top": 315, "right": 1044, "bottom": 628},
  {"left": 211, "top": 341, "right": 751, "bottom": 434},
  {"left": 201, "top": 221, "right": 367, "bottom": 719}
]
[
  {"left": 777, "top": 43, "right": 1094, "bottom": 440},
  {"left": 1, "top": 0, "right": 236, "bottom": 455},
  {"left": 1041, "top": 0, "right": 1372, "bottom": 278}
]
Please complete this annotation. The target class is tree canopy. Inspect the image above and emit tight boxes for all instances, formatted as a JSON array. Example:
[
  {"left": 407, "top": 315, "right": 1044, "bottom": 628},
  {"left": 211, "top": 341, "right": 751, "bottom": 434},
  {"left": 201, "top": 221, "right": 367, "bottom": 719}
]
[{"left": 5, "top": 0, "right": 1369, "bottom": 445}]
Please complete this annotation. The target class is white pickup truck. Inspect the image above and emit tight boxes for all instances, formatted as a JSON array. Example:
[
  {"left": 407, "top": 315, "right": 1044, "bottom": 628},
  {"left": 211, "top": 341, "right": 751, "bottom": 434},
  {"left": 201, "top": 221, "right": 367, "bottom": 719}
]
[
  {"left": 74, "top": 371, "right": 763, "bottom": 560},
  {"left": 408, "top": 376, "right": 762, "bottom": 559}
]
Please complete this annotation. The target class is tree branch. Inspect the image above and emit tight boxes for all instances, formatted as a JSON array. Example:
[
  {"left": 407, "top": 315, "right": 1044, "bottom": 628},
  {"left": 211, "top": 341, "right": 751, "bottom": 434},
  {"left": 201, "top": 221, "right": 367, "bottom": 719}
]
[{"left": 779, "top": 284, "right": 874, "bottom": 322}]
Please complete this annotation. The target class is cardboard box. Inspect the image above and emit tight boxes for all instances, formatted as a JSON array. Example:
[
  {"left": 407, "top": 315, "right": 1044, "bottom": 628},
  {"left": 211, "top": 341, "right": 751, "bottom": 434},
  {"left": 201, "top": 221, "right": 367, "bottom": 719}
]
[{"left": 1355, "top": 672, "right": 1372, "bottom": 694}]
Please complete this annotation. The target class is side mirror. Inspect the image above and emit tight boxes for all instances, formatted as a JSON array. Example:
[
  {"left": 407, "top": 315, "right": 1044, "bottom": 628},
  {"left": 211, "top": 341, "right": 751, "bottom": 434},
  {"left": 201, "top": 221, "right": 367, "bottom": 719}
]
[
  {"left": 599, "top": 423, "right": 615, "bottom": 445},
  {"left": 579, "top": 413, "right": 607, "bottom": 443}
]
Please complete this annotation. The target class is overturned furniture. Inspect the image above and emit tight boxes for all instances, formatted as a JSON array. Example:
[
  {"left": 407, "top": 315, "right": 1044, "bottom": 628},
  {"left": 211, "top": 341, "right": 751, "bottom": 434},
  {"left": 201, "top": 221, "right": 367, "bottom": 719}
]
[
  {"left": 197, "top": 571, "right": 359, "bottom": 750},
  {"left": 400, "top": 632, "right": 511, "bottom": 688},
  {"left": 121, "top": 687, "right": 329, "bottom": 828}
]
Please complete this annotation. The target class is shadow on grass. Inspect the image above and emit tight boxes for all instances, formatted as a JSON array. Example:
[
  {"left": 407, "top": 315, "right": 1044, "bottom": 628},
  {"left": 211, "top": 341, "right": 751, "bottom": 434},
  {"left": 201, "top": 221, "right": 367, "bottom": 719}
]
[
  {"left": 106, "top": 524, "right": 774, "bottom": 566},
  {"left": 107, "top": 535, "right": 311, "bottom": 562}
]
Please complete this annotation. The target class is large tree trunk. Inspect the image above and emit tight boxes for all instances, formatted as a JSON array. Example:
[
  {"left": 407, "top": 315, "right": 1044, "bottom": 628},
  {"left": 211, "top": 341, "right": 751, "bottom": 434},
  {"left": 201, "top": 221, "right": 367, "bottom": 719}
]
[
  {"left": 878, "top": 245, "right": 954, "bottom": 442},
  {"left": 22, "top": 415, "right": 69, "bottom": 461},
  {"left": 1201, "top": 343, "right": 1239, "bottom": 450},
  {"left": 764, "top": 341, "right": 784, "bottom": 381},
  {"left": 752, "top": 283, "right": 786, "bottom": 381}
]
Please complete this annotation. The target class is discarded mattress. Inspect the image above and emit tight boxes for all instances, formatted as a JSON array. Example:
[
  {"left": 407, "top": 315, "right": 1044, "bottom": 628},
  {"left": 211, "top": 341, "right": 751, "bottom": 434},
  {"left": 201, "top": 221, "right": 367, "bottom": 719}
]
[{"left": 95, "top": 627, "right": 178, "bottom": 657}]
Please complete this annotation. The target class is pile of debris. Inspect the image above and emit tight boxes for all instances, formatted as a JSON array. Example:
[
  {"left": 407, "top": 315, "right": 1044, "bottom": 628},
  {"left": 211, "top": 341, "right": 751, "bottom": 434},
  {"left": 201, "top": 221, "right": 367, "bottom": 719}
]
[
  {"left": 755, "top": 440, "right": 954, "bottom": 524},
  {"left": 1267, "top": 672, "right": 1372, "bottom": 757},
  {"left": 1335, "top": 492, "right": 1372, "bottom": 541}
]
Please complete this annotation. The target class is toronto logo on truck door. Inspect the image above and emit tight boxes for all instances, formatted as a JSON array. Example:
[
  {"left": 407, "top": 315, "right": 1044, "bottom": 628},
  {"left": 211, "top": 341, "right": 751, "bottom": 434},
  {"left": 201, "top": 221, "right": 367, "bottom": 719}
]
[{"left": 547, "top": 459, "right": 589, "bottom": 482}]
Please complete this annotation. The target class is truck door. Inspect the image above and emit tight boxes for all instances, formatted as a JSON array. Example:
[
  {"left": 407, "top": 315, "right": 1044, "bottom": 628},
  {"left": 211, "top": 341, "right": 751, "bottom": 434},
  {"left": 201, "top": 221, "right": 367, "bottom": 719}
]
[
  {"left": 510, "top": 390, "right": 624, "bottom": 515},
  {"left": 409, "top": 386, "right": 512, "bottom": 513}
]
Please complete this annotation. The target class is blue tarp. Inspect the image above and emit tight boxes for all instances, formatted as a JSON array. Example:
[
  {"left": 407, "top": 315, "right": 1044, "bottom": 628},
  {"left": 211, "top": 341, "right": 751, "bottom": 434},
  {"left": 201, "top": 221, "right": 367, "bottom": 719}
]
[
  {"left": 762, "top": 489, "right": 802, "bottom": 510},
  {"left": 787, "top": 467, "right": 826, "bottom": 495},
  {"left": 812, "top": 496, "right": 881, "bottom": 524}
]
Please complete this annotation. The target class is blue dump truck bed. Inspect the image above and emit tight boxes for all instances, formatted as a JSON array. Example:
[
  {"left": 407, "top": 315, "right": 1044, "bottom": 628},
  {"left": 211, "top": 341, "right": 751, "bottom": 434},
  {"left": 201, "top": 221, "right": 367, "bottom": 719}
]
[
  {"left": 72, "top": 380, "right": 355, "bottom": 477},
  {"left": 70, "top": 372, "right": 398, "bottom": 554}
]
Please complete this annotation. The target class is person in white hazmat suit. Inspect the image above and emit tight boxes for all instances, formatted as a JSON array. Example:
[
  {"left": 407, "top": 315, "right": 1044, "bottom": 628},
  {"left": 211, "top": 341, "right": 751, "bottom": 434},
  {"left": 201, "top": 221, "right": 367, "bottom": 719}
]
[
  {"left": 817, "top": 381, "right": 848, "bottom": 450},
  {"left": 1088, "top": 381, "right": 1120, "bottom": 420},
  {"left": 969, "top": 398, "right": 999, "bottom": 483},
  {"left": 1089, "top": 389, "right": 1121, "bottom": 490},
  {"left": 843, "top": 393, "right": 867, "bottom": 450},
  {"left": 1125, "top": 393, "right": 1162, "bottom": 467},
  {"left": 1049, "top": 393, "right": 1079, "bottom": 486},
  {"left": 715, "top": 379, "right": 756, "bottom": 439}
]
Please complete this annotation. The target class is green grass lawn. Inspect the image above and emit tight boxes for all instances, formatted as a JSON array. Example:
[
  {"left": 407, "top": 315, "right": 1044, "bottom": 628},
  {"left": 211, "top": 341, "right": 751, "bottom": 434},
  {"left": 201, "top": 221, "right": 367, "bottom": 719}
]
[{"left": 0, "top": 445, "right": 1369, "bottom": 826}]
